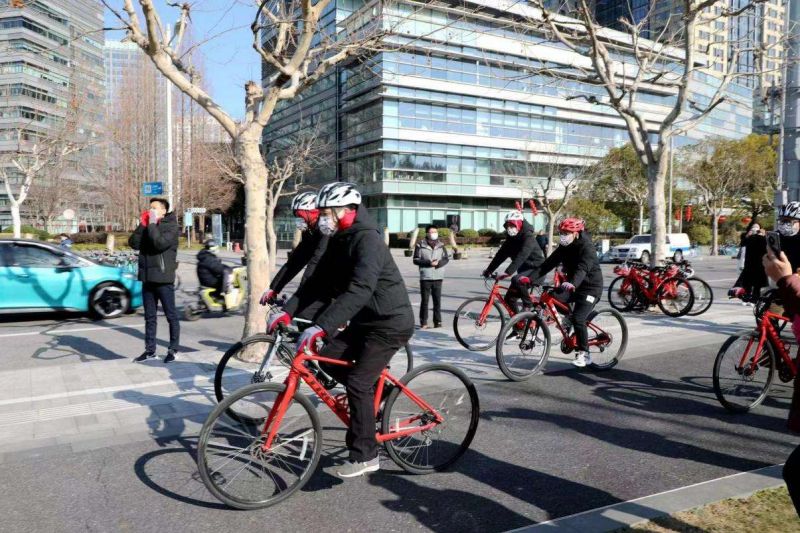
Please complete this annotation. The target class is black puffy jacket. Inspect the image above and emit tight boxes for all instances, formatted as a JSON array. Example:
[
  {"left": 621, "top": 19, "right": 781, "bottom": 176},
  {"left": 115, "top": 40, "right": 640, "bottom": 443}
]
[
  {"left": 269, "top": 229, "right": 328, "bottom": 295},
  {"left": 531, "top": 231, "right": 603, "bottom": 297},
  {"left": 196, "top": 249, "right": 227, "bottom": 288},
  {"left": 734, "top": 234, "right": 767, "bottom": 292},
  {"left": 485, "top": 220, "right": 545, "bottom": 275},
  {"left": 128, "top": 212, "right": 179, "bottom": 284},
  {"left": 285, "top": 205, "right": 413, "bottom": 336}
]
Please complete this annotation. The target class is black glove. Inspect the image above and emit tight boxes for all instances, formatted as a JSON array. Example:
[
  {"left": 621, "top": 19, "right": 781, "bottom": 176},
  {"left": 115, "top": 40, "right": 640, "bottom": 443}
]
[{"left": 482, "top": 269, "right": 492, "bottom": 278}]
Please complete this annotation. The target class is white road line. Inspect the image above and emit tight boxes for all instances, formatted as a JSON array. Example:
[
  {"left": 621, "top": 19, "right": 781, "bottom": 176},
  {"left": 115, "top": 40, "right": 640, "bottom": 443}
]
[{"left": 0, "top": 324, "right": 145, "bottom": 338}]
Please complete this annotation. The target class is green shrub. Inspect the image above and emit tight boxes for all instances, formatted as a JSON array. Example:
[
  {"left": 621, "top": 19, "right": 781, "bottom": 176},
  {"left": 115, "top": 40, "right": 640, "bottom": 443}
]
[
  {"left": 478, "top": 228, "right": 497, "bottom": 237},
  {"left": 2, "top": 225, "right": 50, "bottom": 240},
  {"left": 69, "top": 232, "right": 108, "bottom": 244},
  {"left": 458, "top": 229, "right": 479, "bottom": 238},
  {"left": 686, "top": 224, "right": 712, "bottom": 246},
  {"left": 416, "top": 227, "right": 450, "bottom": 239}
]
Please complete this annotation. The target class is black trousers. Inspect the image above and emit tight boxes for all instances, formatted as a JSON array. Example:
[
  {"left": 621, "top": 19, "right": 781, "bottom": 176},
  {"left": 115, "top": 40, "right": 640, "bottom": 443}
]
[
  {"left": 554, "top": 290, "right": 598, "bottom": 352},
  {"left": 504, "top": 270, "right": 537, "bottom": 314},
  {"left": 142, "top": 282, "right": 180, "bottom": 353},
  {"left": 419, "top": 280, "right": 443, "bottom": 326},
  {"left": 785, "top": 443, "right": 800, "bottom": 516},
  {"left": 320, "top": 322, "right": 413, "bottom": 462}
]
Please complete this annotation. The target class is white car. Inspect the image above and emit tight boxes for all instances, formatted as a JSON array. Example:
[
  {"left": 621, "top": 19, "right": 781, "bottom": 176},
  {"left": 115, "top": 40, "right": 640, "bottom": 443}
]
[{"left": 609, "top": 233, "right": 696, "bottom": 263}]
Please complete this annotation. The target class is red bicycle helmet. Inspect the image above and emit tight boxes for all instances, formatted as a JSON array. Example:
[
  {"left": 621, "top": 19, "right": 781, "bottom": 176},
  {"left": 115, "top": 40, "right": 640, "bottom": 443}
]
[{"left": 559, "top": 218, "right": 585, "bottom": 233}]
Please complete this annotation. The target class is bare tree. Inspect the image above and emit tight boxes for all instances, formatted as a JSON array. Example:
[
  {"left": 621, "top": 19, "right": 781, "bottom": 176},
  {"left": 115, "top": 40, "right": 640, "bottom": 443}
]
[
  {"left": 519, "top": 160, "right": 591, "bottom": 254},
  {"left": 525, "top": 0, "right": 774, "bottom": 264},
  {"left": 104, "top": 0, "right": 389, "bottom": 345},
  {"left": 26, "top": 161, "right": 82, "bottom": 233},
  {"left": 0, "top": 127, "right": 87, "bottom": 238},
  {"left": 592, "top": 144, "right": 649, "bottom": 234}
]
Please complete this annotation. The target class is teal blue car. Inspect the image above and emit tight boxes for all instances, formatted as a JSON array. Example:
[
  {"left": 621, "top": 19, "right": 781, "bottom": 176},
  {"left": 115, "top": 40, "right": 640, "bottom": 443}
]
[{"left": 0, "top": 239, "right": 142, "bottom": 319}]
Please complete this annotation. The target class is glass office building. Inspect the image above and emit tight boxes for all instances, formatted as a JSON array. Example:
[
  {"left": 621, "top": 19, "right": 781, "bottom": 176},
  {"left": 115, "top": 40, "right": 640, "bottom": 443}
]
[{"left": 263, "top": 0, "right": 753, "bottom": 236}]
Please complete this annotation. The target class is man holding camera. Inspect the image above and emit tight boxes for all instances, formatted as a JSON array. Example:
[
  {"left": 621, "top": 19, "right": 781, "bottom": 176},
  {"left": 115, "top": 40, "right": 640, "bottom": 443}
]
[{"left": 129, "top": 198, "right": 180, "bottom": 363}]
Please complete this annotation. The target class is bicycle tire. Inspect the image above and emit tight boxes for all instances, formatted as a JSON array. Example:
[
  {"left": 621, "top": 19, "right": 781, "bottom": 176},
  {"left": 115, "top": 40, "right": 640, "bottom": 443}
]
[
  {"left": 495, "top": 312, "right": 551, "bottom": 381},
  {"left": 586, "top": 308, "right": 628, "bottom": 371},
  {"left": 607, "top": 276, "right": 637, "bottom": 312},
  {"left": 453, "top": 297, "right": 506, "bottom": 351},
  {"left": 197, "top": 382, "right": 322, "bottom": 509},
  {"left": 686, "top": 278, "right": 713, "bottom": 316},
  {"left": 656, "top": 277, "right": 695, "bottom": 317},
  {"left": 713, "top": 332, "right": 775, "bottom": 413},
  {"left": 382, "top": 364, "right": 479, "bottom": 474},
  {"left": 214, "top": 334, "right": 294, "bottom": 421}
]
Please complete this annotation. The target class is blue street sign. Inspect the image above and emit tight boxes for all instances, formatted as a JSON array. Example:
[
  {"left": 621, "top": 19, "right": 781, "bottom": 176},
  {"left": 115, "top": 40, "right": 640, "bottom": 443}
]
[{"left": 142, "top": 182, "right": 164, "bottom": 196}]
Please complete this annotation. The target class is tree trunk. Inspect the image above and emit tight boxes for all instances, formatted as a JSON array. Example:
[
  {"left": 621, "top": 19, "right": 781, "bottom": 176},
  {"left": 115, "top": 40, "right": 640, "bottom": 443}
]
[
  {"left": 638, "top": 204, "right": 644, "bottom": 235},
  {"left": 647, "top": 160, "right": 668, "bottom": 266},
  {"left": 546, "top": 210, "right": 555, "bottom": 255},
  {"left": 237, "top": 132, "right": 271, "bottom": 361},
  {"left": 10, "top": 202, "right": 21, "bottom": 238},
  {"left": 266, "top": 208, "right": 277, "bottom": 273},
  {"left": 711, "top": 211, "right": 719, "bottom": 256}
]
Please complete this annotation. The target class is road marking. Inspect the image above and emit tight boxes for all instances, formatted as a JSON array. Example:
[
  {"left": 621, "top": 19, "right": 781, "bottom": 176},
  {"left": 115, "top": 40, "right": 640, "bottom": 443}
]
[{"left": 0, "top": 324, "right": 145, "bottom": 338}]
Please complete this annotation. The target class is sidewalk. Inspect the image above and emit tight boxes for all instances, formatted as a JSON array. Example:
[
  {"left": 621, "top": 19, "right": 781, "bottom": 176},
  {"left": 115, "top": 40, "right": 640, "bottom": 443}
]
[{"left": 0, "top": 350, "right": 223, "bottom": 462}]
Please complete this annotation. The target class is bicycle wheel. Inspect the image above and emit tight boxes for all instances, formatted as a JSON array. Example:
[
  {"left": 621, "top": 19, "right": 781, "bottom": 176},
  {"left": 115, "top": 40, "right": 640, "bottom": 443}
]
[
  {"left": 382, "top": 364, "right": 479, "bottom": 474},
  {"left": 495, "top": 312, "right": 551, "bottom": 381},
  {"left": 197, "top": 382, "right": 322, "bottom": 509},
  {"left": 586, "top": 308, "right": 628, "bottom": 370},
  {"left": 686, "top": 278, "right": 713, "bottom": 316},
  {"left": 607, "top": 276, "right": 637, "bottom": 312},
  {"left": 214, "top": 334, "right": 295, "bottom": 420},
  {"left": 387, "top": 343, "right": 414, "bottom": 377},
  {"left": 656, "top": 277, "right": 694, "bottom": 317},
  {"left": 713, "top": 332, "right": 775, "bottom": 413},
  {"left": 453, "top": 297, "right": 506, "bottom": 351}
]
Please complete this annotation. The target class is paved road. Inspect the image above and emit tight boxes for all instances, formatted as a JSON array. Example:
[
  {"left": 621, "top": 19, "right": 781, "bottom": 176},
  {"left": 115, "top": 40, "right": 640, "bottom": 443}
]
[{"left": 1, "top": 250, "right": 794, "bottom": 532}]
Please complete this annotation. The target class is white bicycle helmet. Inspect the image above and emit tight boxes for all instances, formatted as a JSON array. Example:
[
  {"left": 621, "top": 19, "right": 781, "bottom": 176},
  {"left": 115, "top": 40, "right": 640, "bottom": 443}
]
[
  {"left": 779, "top": 201, "right": 800, "bottom": 220},
  {"left": 316, "top": 182, "right": 361, "bottom": 208},
  {"left": 504, "top": 210, "right": 524, "bottom": 224},
  {"left": 291, "top": 191, "right": 317, "bottom": 212}
]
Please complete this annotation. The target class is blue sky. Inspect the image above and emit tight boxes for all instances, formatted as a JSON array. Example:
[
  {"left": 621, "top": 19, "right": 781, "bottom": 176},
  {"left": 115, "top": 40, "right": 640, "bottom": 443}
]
[{"left": 104, "top": 0, "right": 261, "bottom": 120}]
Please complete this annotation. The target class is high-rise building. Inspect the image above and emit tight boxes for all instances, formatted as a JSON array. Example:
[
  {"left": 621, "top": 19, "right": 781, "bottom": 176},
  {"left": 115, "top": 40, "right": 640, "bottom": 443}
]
[
  {"left": 263, "top": 0, "right": 753, "bottom": 237},
  {"left": 0, "top": 0, "right": 106, "bottom": 231}
]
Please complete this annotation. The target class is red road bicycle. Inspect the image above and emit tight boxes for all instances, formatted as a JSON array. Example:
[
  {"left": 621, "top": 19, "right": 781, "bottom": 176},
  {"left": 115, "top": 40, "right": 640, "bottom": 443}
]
[
  {"left": 713, "top": 291, "right": 796, "bottom": 412},
  {"left": 607, "top": 262, "right": 695, "bottom": 317},
  {"left": 495, "top": 285, "right": 628, "bottom": 380},
  {"left": 197, "top": 324, "right": 479, "bottom": 509},
  {"left": 453, "top": 270, "right": 566, "bottom": 351}
]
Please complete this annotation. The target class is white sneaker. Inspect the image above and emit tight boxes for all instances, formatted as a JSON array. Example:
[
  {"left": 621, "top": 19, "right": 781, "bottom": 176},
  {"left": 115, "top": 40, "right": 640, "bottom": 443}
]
[
  {"left": 335, "top": 457, "right": 380, "bottom": 479},
  {"left": 572, "top": 351, "right": 591, "bottom": 368}
]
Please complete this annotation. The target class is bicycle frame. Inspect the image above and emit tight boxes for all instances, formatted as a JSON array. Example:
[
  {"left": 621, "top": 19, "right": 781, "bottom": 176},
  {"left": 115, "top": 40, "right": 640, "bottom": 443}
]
[
  {"left": 739, "top": 311, "right": 798, "bottom": 377},
  {"left": 258, "top": 346, "right": 444, "bottom": 452},
  {"left": 535, "top": 290, "right": 611, "bottom": 351},
  {"left": 478, "top": 280, "right": 516, "bottom": 323}
]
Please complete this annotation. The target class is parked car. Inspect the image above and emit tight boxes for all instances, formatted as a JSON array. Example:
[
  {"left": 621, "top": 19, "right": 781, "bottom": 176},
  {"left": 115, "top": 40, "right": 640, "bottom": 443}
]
[
  {"left": 0, "top": 239, "right": 142, "bottom": 319},
  {"left": 608, "top": 233, "right": 696, "bottom": 263}
]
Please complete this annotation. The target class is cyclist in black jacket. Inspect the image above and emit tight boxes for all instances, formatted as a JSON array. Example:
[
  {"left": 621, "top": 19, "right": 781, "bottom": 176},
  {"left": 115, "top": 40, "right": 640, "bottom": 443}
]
[
  {"left": 267, "top": 182, "right": 414, "bottom": 479},
  {"left": 259, "top": 192, "right": 329, "bottom": 319},
  {"left": 529, "top": 218, "right": 603, "bottom": 368},
  {"left": 482, "top": 210, "right": 545, "bottom": 313}
]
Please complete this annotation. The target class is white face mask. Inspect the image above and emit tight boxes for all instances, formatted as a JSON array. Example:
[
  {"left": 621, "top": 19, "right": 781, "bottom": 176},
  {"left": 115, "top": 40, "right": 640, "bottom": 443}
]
[
  {"left": 778, "top": 221, "right": 799, "bottom": 237},
  {"left": 318, "top": 215, "right": 337, "bottom": 236},
  {"left": 295, "top": 218, "right": 308, "bottom": 231},
  {"left": 428, "top": 232, "right": 438, "bottom": 240},
  {"left": 506, "top": 226, "right": 519, "bottom": 237},
  {"left": 559, "top": 234, "right": 574, "bottom": 246}
]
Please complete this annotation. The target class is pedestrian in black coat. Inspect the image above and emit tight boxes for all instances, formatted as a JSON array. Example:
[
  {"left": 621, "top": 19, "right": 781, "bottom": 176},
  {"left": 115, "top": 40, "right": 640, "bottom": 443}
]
[{"left": 129, "top": 198, "right": 180, "bottom": 363}]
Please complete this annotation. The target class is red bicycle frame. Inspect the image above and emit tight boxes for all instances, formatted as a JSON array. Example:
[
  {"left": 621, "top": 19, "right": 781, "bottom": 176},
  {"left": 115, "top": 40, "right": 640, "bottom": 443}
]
[
  {"left": 738, "top": 311, "right": 798, "bottom": 377},
  {"left": 478, "top": 279, "right": 516, "bottom": 323},
  {"left": 534, "top": 290, "right": 611, "bottom": 351},
  {"left": 259, "top": 348, "right": 444, "bottom": 452}
]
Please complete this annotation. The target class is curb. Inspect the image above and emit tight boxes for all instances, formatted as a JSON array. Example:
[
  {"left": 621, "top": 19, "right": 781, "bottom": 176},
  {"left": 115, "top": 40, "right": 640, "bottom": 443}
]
[{"left": 508, "top": 464, "right": 785, "bottom": 532}]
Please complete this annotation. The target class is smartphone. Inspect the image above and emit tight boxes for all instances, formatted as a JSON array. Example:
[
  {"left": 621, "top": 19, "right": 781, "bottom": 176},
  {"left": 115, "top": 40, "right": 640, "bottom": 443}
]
[{"left": 766, "top": 231, "right": 781, "bottom": 256}]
